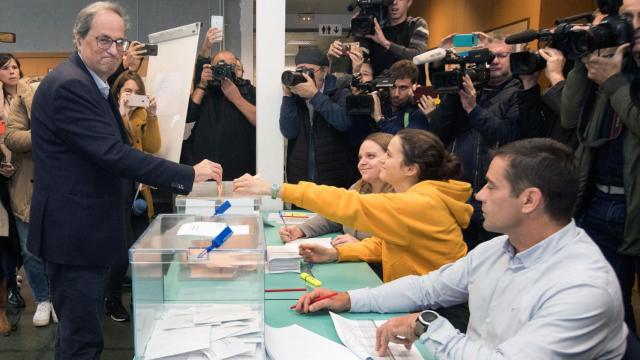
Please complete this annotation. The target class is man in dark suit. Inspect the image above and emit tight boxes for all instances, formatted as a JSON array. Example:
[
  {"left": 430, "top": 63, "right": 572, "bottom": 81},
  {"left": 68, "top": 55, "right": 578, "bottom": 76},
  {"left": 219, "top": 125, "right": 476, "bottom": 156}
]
[{"left": 28, "top": 2, "right": 222, "bottom": 358}]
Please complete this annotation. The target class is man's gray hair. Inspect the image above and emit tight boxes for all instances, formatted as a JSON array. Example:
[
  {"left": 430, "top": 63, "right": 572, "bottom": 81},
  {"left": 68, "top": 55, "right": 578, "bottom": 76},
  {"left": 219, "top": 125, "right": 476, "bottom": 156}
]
[
  {"left": 486, "top": 33, "right": 516, "bottom": 52},
  {"left": 73, "top": 1, "right": 129, "bottom": 40}
]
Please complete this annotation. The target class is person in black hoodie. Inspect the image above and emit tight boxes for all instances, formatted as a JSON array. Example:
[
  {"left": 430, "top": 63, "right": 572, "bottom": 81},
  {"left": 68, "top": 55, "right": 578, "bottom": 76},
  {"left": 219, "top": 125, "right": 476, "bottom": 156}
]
[
  {"left": 280, "top": 47, "right": 357, "bottom": 189},
  {"left": 429, "top": 34, "right": 521, "bottom": 249}
]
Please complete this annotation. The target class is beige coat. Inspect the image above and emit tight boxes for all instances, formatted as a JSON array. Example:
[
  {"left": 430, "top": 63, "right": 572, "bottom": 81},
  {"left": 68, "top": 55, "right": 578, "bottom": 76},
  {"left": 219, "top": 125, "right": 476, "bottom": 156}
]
[{"left": 4, "top": 78, "right": 39, "bottom": 223}]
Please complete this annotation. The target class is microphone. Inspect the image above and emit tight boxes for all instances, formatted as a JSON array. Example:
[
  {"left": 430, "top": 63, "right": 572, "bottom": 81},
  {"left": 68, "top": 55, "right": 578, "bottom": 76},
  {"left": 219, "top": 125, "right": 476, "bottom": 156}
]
[
  {"left": 413, "top": 48, "right": 448, "bottom": 65},
  {"left": 505, "top": 29, "right": 541, "bottom": 44}
]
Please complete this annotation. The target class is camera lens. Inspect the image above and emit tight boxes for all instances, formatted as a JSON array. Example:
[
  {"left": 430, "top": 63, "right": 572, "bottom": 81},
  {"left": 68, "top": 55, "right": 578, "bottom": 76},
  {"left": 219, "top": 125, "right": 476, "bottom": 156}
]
[{"left": 212, "top": 65, "right": 227, "bottom": 80}]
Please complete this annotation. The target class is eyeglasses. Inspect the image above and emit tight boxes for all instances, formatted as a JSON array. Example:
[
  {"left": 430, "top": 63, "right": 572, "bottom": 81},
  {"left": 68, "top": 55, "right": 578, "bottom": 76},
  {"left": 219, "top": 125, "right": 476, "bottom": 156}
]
[
  {"left": 492, "top": 52, "right": 510, "bottom": 59},
  {"left": 95, "top": 35, "right": 130, "bottom": 52}
]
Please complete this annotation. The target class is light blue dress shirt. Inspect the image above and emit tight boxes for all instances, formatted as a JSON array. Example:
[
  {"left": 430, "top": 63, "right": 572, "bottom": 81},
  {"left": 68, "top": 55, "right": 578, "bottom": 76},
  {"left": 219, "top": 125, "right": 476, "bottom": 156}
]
[
  {"left": 78, "top": 52, "right": 110, "bottom": 99},
  {"left": 349, "top": 221, "right": 628, "bottom": 359}
]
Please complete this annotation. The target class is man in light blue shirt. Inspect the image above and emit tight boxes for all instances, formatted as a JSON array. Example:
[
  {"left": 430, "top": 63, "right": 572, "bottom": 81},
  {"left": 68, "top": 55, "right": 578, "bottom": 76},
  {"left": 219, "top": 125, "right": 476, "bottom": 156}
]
[{"left": 293, "top": 138, "right": 628, "bottom": 359}]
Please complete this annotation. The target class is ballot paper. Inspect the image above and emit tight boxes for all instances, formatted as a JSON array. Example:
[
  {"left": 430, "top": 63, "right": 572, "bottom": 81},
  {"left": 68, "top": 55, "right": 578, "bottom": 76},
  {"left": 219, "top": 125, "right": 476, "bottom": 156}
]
[
  {"left": 177, "top": 222, "right": 250, "bottom": 237},
  {"left": 330, "top": 312, "right": 423, "bottom": 360},
  {"left": 144, "top": 325, "right": 211, "bottom": 360},
  {"left": 142, "top": 304, "right": 263, "bottom": 360},
  {"left": 265, "top": 324, "right": 359, "bottom": 360},
  {"left": 266, "top": 246, "right": 301, "bottom": 273},
  {"left": 284, "top": 237, "right": 333, "bottom": 249}
]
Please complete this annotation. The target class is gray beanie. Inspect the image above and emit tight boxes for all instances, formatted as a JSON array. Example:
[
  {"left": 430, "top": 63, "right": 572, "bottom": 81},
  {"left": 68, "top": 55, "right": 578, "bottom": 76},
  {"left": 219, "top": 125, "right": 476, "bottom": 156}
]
[{"left": 294, "top": 46, "right": 329, "bottom": 67}]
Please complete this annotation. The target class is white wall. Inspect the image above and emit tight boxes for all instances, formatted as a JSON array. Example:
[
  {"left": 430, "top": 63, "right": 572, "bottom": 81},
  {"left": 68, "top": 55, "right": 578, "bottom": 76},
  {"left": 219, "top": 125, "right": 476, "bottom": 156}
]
[{"left": 256, "top": 0, "right": 285, "bottom": 210}]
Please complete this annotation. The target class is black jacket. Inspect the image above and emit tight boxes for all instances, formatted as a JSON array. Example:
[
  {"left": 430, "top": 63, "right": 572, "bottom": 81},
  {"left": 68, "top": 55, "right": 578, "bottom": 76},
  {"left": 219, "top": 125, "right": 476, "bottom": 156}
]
[
  {"left": 279, "top": 75, "right": 358, "bottom": 188},
  {"left": 29, "top": 53, "right": 193, "bottom": 266},
  {"left": 430, "top": 78, "right": 521, "bottom": 192}
]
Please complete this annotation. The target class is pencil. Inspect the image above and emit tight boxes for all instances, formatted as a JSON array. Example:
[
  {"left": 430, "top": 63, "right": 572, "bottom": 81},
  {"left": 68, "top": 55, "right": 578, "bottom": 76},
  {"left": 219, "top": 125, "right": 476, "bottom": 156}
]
[
  {"left": 265, "top": 288, "right": 307, "bottom": 293},
  {"left": 289, "top": 292, "right": 338, "bottom": 309}
]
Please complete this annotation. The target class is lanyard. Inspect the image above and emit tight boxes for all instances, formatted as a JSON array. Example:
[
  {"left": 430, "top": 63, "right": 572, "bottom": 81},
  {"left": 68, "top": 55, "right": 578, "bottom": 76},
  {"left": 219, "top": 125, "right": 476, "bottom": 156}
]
[{"left": 403, "top": 112, "right": 410, "bottom": 128}]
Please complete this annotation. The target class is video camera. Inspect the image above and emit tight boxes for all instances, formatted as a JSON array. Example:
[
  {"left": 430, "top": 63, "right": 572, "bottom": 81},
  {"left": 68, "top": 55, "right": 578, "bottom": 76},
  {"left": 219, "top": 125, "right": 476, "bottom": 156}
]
[
  {"left": 346, "top": 72, "right": 394, "bottom": 115},
  {"left": 281, "top": 66, "right": 316, "bottom": 87},
  {"left": 506, "top": 1, "right": 631, "bottom": 62},
  {"left": 347, "top": 0, "right": 393, "bottom": 37},
  {"left": 431, "top": 48, "right": 495, "bottom": 94},
  {"left": 208, "top": 60, "right": 249, "bottom": 88}
]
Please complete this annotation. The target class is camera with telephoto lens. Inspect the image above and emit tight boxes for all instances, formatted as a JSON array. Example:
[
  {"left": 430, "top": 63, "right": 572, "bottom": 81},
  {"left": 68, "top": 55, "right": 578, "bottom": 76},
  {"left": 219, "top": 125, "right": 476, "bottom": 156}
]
[
  {"left": 348, "top": 0, "right": 393, "bottom": 37},
  {"left": 431, "top": 48, "right": 494, "bottom": 94},
  {"left": 506, "top": 2, "right": 632, "bottom": 61},
  {"left": 346, "top": 72, "right": 394, "bottom": 115},
  {"left": 281, "top": 66, "right": 316, "bottom": 87}
]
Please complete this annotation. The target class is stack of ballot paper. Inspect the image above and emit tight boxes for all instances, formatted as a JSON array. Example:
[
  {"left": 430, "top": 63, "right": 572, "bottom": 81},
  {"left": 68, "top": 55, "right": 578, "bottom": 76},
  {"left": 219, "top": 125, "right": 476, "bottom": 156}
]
[
  {"left": 283, "top": 237, "right": 333, "bottom": 249},
  {"left": 142, "top": 304, "right": 264, "bottom": 360},
  {"left": 266, "top": 246, "right": 301, "bottom": 273},
  {"left": 266, "top": 212, "right": 314, "bottom": 225}
]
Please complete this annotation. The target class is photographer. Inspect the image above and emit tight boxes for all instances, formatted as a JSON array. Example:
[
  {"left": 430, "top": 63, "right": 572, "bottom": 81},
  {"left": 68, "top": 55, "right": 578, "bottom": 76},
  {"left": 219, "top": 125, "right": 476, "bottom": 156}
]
[
  {"left": 371, "top": 59, "right": 429, "bottom": 134},
  {"left": 280, "top": 46, "right": 358, "bottom": 189},
  {"left": 561, "top": 0, "right": 640, "bottom": 332},
  {"left": 182, "top": 50, "right": 256, "bottom": 180},
  {"left": 517, "top": 48, "right": 578, "bottom": 148},
  {"left": 357, "top": 0, "right": 428, "bottom": 77},
  {"left": 429, "top": 35, "right": 521, "bottom": 249}
]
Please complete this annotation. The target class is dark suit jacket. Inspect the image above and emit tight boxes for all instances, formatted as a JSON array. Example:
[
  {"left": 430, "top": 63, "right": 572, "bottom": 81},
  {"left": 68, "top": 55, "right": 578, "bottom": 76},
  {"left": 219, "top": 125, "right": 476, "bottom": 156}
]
[{"left": 29, "top": 53, "right": 194, "bottom": 266}]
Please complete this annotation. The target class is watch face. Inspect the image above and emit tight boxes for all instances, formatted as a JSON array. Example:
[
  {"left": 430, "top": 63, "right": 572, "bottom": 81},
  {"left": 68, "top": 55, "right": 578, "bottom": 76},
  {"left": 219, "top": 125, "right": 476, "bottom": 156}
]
[{"left": 420, "top": 310, "right": 438, "bottom": 324}]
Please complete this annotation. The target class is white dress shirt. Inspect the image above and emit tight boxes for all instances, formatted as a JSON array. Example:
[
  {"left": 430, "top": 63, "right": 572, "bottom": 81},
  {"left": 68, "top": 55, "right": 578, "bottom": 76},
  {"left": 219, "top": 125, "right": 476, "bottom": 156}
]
[{"left": 349, "top": 221, "right": 628, "bottom": 359}]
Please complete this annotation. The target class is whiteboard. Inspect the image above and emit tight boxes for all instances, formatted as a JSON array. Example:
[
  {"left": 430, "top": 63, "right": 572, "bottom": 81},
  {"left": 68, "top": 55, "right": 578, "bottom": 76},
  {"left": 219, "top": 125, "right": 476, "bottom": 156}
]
[{"left": 145, "top": 22, "right": 201, "bottom": 162}]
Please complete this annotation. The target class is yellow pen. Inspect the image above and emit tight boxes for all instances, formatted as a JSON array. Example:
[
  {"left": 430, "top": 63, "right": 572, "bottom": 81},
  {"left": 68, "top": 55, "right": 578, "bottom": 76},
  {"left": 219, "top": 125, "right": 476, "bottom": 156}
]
[{"left": 300, "top": 272, "right": 322, "bottom": 287}]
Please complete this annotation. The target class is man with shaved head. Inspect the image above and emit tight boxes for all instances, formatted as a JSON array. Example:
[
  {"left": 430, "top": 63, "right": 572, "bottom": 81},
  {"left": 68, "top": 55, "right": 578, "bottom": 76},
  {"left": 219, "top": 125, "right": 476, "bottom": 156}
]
[{"left": 183, "top": 43, "right": 257, "bottom": 180}]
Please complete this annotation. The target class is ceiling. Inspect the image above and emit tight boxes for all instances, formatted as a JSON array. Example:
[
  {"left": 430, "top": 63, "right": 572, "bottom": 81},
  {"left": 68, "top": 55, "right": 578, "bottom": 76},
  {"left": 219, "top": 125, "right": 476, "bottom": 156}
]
[{"left": 286, "top": 0, "right": 352, "bottom": 14}]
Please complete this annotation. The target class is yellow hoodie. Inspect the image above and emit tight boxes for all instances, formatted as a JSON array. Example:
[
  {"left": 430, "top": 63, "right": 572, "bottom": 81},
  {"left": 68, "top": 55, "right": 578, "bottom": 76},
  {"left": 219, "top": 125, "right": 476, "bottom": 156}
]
[{"left": 281, "top": 180, "right": 473, "bottom": 282}]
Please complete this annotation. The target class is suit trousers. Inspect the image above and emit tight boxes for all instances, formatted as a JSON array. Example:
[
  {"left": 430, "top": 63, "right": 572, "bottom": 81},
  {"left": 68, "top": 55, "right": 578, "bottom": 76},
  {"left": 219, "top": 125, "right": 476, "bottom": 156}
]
[{"left": 47, "top": 261, "right": 108, "bottom": 360}]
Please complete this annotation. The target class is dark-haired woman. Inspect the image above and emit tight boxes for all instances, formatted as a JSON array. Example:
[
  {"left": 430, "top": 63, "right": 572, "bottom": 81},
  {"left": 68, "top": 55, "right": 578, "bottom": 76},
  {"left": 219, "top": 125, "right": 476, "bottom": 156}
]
[
  {"left": 0, "top": 53, "right": 27, "bottom": 335},
  {"left": 234, "top": 129, "right": 473, "bottom": 283}
]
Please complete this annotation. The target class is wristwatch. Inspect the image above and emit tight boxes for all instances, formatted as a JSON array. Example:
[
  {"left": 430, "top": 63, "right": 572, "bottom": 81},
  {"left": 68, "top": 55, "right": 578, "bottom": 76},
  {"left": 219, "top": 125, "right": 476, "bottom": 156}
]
[
  {"left": 414, "top": 310, "right": 439, "bottom": 338},
  {"left": 270, "top": 183, "right": 281, "bottom": 199}
]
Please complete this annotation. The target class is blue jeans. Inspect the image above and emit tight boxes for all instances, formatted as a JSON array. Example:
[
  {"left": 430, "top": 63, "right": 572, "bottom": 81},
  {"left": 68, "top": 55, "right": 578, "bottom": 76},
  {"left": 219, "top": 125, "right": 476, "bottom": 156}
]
[
  {"left": 579, "top": 190, "right": 639, "bottom": 333},
  {"left": 16, "top": 218, "right": 50, "bottom": 302}
]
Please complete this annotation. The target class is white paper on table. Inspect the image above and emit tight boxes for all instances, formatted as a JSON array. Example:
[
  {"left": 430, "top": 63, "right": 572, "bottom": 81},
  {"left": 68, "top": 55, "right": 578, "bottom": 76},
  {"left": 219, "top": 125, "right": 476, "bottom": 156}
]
[
  {"left": 330, "top": 312, "right": 377, "bottom": 359},
  {"left": 266, "top": 212, "right": 315, "bottom": 225},
  {"left": 144, "top": 325, "right": 211, "bottom": 360},
  {"left": 330, "top": 312, "right": 423, "bottom": 360},
  {"left": 265, "top": 324, "right": 359, "bottom": 360},
  {"left": 177, "top": 222, "right": 227, "bottom": 237},
  {"left": 177, "top": 222, "right": 249, "bottom": 236},
  {"left": 284, "top": 237, "right": 333, "bottom": 249},
  {"left": 210, "top": 337, "right": 255, "bottom": 359}
]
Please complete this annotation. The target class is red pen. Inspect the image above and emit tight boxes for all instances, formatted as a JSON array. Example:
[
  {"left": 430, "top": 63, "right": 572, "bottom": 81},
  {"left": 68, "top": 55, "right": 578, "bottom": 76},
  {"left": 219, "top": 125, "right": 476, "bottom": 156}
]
[
  {"left": 289, "top": 292, "right": 338, "bottom": 309},
  {"left": 265, "top": 288, "right": 307, "bottom": 293}
]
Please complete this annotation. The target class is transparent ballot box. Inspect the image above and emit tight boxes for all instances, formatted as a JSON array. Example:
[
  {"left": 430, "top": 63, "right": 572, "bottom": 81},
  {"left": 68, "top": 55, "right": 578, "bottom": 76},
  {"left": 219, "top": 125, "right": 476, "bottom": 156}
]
[
  {"left": 175, "top": 181, "right": 262, "bottom": 216},
  {"left": 129, "top": 214, "right": 266, "bottom": 360}
]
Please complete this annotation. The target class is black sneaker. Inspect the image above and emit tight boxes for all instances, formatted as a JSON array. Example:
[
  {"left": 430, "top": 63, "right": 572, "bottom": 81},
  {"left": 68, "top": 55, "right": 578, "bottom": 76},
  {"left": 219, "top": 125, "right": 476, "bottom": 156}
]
[
  {"left": 7, "top": 288, "right": 25, "bottom": 308},
  {"left": 104, "top": 298, "right": 130, "bottom": 322}
]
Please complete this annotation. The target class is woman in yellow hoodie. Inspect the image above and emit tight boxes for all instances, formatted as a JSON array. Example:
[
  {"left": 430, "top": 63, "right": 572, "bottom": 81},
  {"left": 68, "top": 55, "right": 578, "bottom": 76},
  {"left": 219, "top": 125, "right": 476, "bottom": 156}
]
[{"left": 234, "top": 129, "right": 473, "bottom": 282}]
